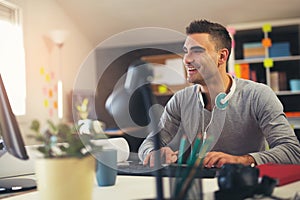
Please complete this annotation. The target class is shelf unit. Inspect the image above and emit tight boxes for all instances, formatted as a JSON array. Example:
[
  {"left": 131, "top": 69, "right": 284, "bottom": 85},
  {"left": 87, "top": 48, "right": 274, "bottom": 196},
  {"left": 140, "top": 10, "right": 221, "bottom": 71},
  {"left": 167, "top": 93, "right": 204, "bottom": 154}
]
[
  {"left": 141, "top": 53, "right": 190, "bottom": 98},
  {"left": 229, "top": 18, "right": 300, "bottom": 95},
  {"left": 234, "top": 55, "right": 300, "bottom": 64},
  {"left": 228, "top": 18, "right": 300, "bottom": 128}
]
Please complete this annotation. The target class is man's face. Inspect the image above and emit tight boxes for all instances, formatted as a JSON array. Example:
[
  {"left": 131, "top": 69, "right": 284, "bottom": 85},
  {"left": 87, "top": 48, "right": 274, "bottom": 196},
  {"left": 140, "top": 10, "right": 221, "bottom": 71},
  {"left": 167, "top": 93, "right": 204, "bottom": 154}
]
[{"left": 183, "top": 33, "right": 219, "bottom": 85}]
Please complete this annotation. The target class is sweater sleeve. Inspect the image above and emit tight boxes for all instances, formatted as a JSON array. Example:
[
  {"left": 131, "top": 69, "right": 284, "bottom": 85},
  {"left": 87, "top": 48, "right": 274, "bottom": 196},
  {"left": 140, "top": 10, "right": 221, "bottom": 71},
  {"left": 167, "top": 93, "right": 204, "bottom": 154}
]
[
  {"left": 138, "top": 92, "right": 182, "bottom": 162},
  {"left": 250, "top": 84, "right": 300, "bottom": 164}
]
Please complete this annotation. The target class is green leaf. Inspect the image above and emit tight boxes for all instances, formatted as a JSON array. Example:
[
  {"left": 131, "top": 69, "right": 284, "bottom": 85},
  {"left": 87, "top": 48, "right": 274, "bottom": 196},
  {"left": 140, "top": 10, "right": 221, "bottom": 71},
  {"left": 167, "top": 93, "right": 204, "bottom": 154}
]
[
  {"left": 29, "top": 119, "right": 107, "bottom": 158},
  {"left": 30, "top": 120, "right": 40, "bottom": 132}
]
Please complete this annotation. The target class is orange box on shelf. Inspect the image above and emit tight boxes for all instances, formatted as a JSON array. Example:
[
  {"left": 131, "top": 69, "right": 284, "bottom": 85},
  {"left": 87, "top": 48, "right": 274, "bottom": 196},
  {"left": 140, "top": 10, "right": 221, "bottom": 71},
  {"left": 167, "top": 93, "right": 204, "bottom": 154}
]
[{"left": 285, "top": 112, "right": 300, "bottom": 117}]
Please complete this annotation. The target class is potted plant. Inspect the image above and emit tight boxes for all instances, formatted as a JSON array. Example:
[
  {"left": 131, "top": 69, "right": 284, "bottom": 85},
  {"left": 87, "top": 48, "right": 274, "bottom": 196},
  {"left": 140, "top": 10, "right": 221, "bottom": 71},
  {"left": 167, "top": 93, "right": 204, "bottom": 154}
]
[
  {"left": 76, "top": 97, "right": 89, "bottom": 120},
  {"left": 29, "top": 119, "right": 107, "bottom": 200}
]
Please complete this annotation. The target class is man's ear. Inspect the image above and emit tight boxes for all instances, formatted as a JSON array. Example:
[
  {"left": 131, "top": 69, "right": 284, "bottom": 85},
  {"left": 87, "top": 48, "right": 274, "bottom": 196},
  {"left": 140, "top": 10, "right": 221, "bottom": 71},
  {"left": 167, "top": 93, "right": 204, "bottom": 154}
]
[{"left": 218, "top": 48, "right": 229, "bottom": 65}]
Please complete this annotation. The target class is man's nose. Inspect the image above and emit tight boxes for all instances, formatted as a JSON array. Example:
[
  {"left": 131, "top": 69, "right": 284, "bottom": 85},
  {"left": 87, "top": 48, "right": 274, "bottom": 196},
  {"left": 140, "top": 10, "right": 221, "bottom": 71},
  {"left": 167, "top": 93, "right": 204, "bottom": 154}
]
[{"left": 183, "top": 53, "right": 194, "bottom": 66}]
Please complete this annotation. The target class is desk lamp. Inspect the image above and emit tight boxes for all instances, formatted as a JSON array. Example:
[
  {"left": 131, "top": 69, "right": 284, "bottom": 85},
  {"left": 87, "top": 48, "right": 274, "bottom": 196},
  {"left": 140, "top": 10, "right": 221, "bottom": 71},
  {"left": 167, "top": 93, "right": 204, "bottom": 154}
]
[{"left": 106, "top": 60, "right": 164, "bottom": 200}]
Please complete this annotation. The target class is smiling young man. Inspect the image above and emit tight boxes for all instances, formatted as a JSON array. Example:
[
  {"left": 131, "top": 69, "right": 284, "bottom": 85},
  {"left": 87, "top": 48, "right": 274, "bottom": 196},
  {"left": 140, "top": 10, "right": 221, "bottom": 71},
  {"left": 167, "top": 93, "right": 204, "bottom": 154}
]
[{"left": 138, "top": 19, "right": 300, "bottom": 168}]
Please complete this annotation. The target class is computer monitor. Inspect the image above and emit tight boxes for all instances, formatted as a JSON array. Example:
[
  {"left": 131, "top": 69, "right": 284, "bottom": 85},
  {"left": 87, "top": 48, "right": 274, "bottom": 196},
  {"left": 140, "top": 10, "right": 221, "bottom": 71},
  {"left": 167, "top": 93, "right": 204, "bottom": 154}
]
[
  {"left": 0, "top": 74, "right": 36, "bottom": 193},
  {"left": 105, "top": 60, "right": 164, "bottom": 199}
]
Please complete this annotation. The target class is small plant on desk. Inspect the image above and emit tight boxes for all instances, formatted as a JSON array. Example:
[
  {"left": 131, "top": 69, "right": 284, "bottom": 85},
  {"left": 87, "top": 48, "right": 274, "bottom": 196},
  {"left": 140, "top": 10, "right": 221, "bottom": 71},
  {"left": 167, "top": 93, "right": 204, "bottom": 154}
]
[
  {"left": 28, "top": 119, "right": 107, "bottom": 158},
  {"left": 28, "top": 119, "right": 108, "bottom": 200},
  {"left": 76, "top": 97, "right": 89, "bottom": 120}
]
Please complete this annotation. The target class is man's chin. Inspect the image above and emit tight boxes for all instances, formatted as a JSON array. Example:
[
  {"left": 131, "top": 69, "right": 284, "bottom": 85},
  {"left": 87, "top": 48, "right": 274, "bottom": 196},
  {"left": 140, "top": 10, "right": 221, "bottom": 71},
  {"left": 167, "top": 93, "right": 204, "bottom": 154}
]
[{"left": 188, "top": 78, "right": 204, "bottom": 85}]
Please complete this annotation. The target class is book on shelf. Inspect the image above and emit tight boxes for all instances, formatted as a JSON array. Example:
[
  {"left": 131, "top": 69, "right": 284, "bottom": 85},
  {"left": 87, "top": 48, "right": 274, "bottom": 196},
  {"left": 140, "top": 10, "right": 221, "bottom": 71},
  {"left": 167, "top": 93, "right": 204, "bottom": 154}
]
[
  {"left": 243, "top": 42, "right": 291, "bottom": 59},
  {"left": 269, "top": 42, "right": 291, "bottom": 57},
  {"left": 270, "top": 71, "right": 287, "bottom": 92},
  {"left": 250, "top": 70, "right": 257, "bottom": 82},
  {"left": 243, "top": 42, "right": 265, "bottom": 59},
  {"left": 234, "top": 63, "right": 250, "bottom": 79},
  {"left": 285, "top": 111, "right": 300, "bottom": 118}
]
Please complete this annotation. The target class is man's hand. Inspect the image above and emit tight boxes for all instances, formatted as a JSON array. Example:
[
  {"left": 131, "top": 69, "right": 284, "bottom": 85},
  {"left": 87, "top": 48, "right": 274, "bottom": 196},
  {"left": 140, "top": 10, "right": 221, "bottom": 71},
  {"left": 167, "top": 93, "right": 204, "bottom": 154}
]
[
  {"left": 143, "top": 147, "right": 178, "bottom": 167},
  {"left": 203, "top": 151, "right": 256, "bottom": 168}
]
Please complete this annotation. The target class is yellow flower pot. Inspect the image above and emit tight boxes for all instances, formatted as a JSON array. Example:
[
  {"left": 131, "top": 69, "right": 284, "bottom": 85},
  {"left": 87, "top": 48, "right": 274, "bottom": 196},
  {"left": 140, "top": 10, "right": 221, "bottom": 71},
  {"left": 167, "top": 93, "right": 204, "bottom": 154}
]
[{"left": 35, "top": 156, "right": 95, "bottom": 200}]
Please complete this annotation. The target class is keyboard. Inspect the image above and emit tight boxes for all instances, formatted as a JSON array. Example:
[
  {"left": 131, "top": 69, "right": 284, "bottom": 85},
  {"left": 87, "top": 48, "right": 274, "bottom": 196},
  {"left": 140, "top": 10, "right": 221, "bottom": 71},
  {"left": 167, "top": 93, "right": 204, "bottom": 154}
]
[{"left": 117, "top": 161, "right": 218, "bottom": 178}]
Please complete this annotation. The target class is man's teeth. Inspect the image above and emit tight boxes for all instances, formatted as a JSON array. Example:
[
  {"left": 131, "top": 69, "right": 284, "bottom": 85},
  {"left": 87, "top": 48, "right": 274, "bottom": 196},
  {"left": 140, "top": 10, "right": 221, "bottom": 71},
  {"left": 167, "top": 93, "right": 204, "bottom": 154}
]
[{"left": 188, "top": 68, "right": 196, "bottom": 71}]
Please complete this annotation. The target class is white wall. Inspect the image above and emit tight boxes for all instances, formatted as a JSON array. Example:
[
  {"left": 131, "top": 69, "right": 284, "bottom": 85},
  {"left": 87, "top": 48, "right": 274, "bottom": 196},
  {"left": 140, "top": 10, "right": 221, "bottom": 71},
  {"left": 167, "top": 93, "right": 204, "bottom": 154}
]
[{"left": 7, "top": 0, "right": 96, "bottom": 144}]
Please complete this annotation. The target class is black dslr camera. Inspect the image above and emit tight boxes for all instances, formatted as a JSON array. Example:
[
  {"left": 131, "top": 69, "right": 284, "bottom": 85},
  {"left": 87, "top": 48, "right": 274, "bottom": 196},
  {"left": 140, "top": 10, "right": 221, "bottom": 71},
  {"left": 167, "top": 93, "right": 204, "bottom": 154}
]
[{"left": 215, "top": 164, "right": 277, "bottom": 200}]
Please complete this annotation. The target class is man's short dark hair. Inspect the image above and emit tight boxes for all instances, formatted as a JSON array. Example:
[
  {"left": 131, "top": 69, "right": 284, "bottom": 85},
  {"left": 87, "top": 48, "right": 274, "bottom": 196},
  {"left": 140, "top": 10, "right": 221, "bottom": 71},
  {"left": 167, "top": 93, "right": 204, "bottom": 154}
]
[{"left": 186, "top": 19, "right": 232, "bottom": 57}]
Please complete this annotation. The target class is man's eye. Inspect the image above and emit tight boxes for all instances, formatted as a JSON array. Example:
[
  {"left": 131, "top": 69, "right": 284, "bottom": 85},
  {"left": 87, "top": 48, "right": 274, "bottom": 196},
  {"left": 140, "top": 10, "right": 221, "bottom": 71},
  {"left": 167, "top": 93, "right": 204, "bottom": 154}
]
[
  {"left": 182, "top": 47, "right": 205, "bottom": 54},
  {"left": 192, "top": 49, "right": 205, "bottom": 53},
  {"left": 189, "top": 46, "right": 206, "bottom": 54}
]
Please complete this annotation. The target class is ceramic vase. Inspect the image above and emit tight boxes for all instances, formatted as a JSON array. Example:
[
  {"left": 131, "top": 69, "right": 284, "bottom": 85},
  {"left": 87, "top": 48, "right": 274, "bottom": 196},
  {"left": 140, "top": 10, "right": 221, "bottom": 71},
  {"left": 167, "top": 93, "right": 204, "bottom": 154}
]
[{"left": 35, "top": 155, "right": 95, "bottom": 200}]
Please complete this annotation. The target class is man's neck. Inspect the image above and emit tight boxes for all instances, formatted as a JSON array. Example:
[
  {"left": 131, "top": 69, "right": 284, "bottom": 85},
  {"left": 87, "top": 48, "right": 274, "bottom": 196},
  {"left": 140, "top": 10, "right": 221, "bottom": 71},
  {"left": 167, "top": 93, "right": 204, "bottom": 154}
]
[{"left": 199, "top": 73, "right": 232, "bottom": 111}]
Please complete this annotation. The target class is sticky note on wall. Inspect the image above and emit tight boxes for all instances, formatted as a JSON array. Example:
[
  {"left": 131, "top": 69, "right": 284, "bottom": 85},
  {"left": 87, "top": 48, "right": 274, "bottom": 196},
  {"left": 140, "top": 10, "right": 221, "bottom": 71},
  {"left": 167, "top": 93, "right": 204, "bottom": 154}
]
[
  {"left": 262, "top": 38, "right": 272, "bottom": 48},
  {"left": 262, "top": 24, "right": 272, "bottom": 32},
  {"left": 234, "top": 64, "right": 241, "bottom": 78},
  {"left": 264, "top": 58, "right": 274, "bottom": 68}
]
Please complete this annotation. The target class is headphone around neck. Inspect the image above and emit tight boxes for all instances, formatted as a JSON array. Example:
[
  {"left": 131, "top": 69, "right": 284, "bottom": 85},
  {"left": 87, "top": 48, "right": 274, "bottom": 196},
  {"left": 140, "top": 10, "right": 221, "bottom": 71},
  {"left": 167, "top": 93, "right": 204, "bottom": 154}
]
[{"left": 215, "top": 75, "right": 236, "bottom": 110}]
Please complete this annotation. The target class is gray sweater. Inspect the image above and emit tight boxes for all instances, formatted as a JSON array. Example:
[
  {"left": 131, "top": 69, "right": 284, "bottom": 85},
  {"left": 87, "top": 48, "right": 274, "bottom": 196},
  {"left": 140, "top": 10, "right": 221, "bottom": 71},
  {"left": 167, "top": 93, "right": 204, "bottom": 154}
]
[{"left": 138, "top": 77, "right": 300, "bottom": 165}]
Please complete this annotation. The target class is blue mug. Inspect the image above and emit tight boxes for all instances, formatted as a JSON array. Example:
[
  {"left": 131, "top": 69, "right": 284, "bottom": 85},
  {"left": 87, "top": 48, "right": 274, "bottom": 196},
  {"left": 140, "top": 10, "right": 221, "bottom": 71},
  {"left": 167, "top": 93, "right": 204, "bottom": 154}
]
[{"left": 95, "top": 149, "right": 117, "bottom": 187}]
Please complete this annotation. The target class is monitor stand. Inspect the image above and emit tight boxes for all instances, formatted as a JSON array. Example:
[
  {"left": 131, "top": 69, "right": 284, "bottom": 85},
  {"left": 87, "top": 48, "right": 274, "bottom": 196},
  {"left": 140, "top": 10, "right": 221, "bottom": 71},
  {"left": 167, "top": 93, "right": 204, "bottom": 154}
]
[{"left": 0, "top": 178, "right": 36, "bottom": 193}]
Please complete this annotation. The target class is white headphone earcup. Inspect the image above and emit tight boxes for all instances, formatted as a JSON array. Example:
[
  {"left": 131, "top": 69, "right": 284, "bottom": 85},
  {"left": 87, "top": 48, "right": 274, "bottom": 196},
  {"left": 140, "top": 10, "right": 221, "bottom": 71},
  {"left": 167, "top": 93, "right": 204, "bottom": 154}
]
[{"left": 215, "top": 92, "right": 228, "bottom": 110}]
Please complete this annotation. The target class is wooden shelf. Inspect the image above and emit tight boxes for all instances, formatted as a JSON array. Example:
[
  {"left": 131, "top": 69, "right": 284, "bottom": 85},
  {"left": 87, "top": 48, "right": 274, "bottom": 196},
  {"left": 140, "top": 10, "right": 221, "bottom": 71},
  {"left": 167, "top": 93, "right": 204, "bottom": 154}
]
[
  {"left": 142, "top": 54, "right": 188, "bottom": 97},
  {"left": 235, "top": 55, "right": 300, "bottom": 64},
  {"left": 152, "top": 83, "right": 191, "bottom": 96},
  {"left": 275, "top": 90, "right": 300, "bottom": 96},
  {"left": 141, "top": 54, "right": 183, "bottom": 64}
]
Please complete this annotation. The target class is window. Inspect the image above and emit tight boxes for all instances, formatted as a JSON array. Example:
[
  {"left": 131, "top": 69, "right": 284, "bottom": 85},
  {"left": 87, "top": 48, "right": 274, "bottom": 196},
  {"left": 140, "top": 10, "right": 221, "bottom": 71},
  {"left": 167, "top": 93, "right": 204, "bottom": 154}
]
[{"left": 0, "top": 1, "right": 26, "bottom": 115}]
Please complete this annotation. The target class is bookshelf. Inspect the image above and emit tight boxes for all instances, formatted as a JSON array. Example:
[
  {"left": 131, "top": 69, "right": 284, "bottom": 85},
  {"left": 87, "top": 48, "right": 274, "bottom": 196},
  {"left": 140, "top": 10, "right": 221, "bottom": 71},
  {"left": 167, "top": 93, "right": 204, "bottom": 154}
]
[
  {"left": 228, "top": 18, "right": 300, "bottom": 129},
  {"left": 141, "top": 54, "right": 190, "bottom": 97}
]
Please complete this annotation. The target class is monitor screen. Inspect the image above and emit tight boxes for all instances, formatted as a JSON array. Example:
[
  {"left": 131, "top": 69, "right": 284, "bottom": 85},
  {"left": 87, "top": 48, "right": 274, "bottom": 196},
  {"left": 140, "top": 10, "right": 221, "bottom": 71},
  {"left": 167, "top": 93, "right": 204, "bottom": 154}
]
[
  {"left": 0, "top": 74, "right": 36, "bottom": 193},
  {"left": 0, "top": 74, "right": 28, "bottom": 160}
]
